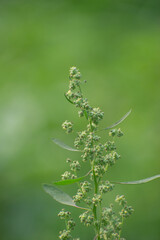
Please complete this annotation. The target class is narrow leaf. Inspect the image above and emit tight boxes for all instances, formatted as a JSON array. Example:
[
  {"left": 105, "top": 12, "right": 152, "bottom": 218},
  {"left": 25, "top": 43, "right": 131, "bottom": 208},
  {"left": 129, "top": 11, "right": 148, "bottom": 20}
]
[
  {"left": 64, "top": 93, "right": 74, "bottom": 104},
  {"left": 112, "top": 174, "right": 160, "bottom": 185},
  {"left": 84, "top": 110, "right": 88, "bottom": 120},
  {"left": 54, "top": 170, "right": 91, "bottom": 186},
  {"left": 52, "top": 138, "right": 80, "bottom": 152},
  {"left": 105, "top": 109, "right": 132, "bottom": 130},
  {"left": 43, "top": 184, "right": 89, "bottom": 210}
]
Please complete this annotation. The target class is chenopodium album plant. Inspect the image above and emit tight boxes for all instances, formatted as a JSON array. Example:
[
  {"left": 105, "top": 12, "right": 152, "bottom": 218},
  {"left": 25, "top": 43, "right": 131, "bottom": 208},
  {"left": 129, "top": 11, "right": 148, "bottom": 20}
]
[{"left": 43, "top": 67, "right": 160, "bottom": 240}]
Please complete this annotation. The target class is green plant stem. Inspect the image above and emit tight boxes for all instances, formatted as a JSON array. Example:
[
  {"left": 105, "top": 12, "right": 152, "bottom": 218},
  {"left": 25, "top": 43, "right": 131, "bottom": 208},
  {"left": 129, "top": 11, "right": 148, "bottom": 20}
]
[
  {"left": 88, "top": 116, "right": 101, "bottom": 240},
  {"left": 99, "top": 200, "right": 102, "bottom": 228},
  {"left": 65, "top": 218, "right": 69, "bottom": 231},
  {"left": 119, "top": 216, "right": 124, "bottom": 239},
  {"left": 92, "top": 161, "right": 100, "bottom": 240}
]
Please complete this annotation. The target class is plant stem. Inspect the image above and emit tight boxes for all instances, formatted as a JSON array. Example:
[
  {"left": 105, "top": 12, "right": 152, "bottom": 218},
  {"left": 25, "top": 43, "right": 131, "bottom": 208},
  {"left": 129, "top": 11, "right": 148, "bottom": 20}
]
[
  {"left": 88, "top": 116, "right": 100, "bottom": 239},
  {"left": 119, "top": 216, "right": 124, "bottom": 239},
  {"left": 92, "top": 161, "right": 100, "bottom": 240}
]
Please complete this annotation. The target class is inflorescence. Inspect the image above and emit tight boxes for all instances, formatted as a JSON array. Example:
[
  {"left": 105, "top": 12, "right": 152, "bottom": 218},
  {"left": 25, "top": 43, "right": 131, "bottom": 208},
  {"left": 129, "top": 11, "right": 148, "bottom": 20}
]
[{"left": 58, "top": 67, "right": 133, "bottom": 240}]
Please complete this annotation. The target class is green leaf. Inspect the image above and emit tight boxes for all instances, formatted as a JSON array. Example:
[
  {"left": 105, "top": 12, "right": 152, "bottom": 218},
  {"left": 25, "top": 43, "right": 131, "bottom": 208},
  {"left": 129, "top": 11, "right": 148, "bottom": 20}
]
[
  {"left": 52, "top": 138, "right": 80, "bottom": 152},
  {"left": 105, "top": 109, "right": 132, "bottom": 130},
  {"left": 64, "top": 93, "right": 74, "bottom": 104},
  {"left": 84, "top": 110, "right": 88, "bottom": 120},
  {"left": 54, "top": 178, "right": 82, "bottom": 185},
  {"left": 43, "top": 184, "right": 89, "bottom": 210},
  {"left": 112, "top": 174, "right": 160, "bottom": 185},
  {"left": 43, "top": 184, "right": 75, "bottom": 206},
  {"left": 53, "top": 170, "right": 91, "bottom": 185}
]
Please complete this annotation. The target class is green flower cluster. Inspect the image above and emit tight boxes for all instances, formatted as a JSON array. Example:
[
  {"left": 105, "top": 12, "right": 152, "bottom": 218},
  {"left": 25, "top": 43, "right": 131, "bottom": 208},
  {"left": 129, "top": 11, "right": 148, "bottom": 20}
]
[
  {"left": 109, "top": 128, "right": 124, "bottom": 137},
  {"left": 92, "top": 194, "right": 102, "bottom": 207},
  {"left": 62, "top": 120, "right": 73, "bottom": 134},
  {"left": 66, "top": 67, "right": 104, "bottom": 130},
  {"left": 99, "top": 195, "right": 134, "bottom": 240},
  {"left": 70, "top": 161, "right": 81, "bottom": 172},
  {"left": 74, "top": 131, "right": 87, "bottom": 148},
  {"left": 61, "top": 158, "right": 81, "bottom": 181},
  {"left": 58, "top": 209, "right": 76, "bottom": 240},
  {"left": 115, "top": 195, "right": 134, "bottom": 218},
  {"left": 99, "top": 181, "right": 114, "bottom": 194},
  {"left": 59, "top": 230, "right": 72, "bottom": 240},
  {"left": 58, "top": 67, "right": 133, "bottom": 240},
  {"left": 79, "top": 211, "right": 94, "bottom": 227},
  {"left": 73, "top": 181, "right": 92, "bottom": 203},
  {"left": 66, "top": 158, "right": 81, "bottom": 172},
  {"left": 61, "top": 171, "right": 77, "bottom": 180}
]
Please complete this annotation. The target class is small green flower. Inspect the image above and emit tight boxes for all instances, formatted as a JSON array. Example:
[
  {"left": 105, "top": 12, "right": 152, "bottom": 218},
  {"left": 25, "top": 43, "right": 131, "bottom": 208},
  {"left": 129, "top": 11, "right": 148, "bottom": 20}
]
[
  {"left": 66, "top": 158, "right": 72, "bottom": 163},
  {"left": 78, "top": 110, "right": 84, "bottom": 117},
  {"left": 99, "top": 181, "right": 114, "bottom": 194},
  {"left": 84, "top": 197, "right": 92, "bottom": 206},
  {"left": 79, "top": 211, "right": 94, "bottom": 226},
  {"left": 73, "top": 189, "right": 84, "bottom": 203},
  {"left": 74, "top": 131, "right": 87, "bottom": 148},
  {"left": 62, "top": 120, "right": 73, "bottom": 133},
  {"left": 89, "top": 107, "right": 104, "bottom": 125},
  {"left": 104, "top": 141, "right": 116, "bottom": 151},
  {"left": 59, "top": 230, "right": 72, "bottom": 240},
  {"left": 94, "top": 164, "right": 105, "bottom": 177},
  {"left": 80, "top": 181, "right": 92, "bottom": 194},
  {"left": 70, "top": 161, "right": 81, "bottom": 171},
  {"left": 120, "top": 206, "right": 134, "bottom": 218},
  {"left": 109, "top": 129, "right": 117, "bottom": 137},
  {"left": 117, "top": 128, "right": 124, "bottom": 137},
  {"left": 61, "top": 171, "right": 72, "bottom": 180},
  {"left": 66, "top": 90, "right": 74, "bottom": 99},
  {"left": 69, "top": 66, "right": 81, "bottom": 80},
  {"left": 58, "top": 209, "right": 71, "bottom": 220},
  {"left": 115, "top": 195, "right": 127, "bottom": 206},
  {"left": 92, "top": 194, "right": 102, "bottom": 206},
  {"left": 67, "top": 219, "right": 76, "bottom": 230}
]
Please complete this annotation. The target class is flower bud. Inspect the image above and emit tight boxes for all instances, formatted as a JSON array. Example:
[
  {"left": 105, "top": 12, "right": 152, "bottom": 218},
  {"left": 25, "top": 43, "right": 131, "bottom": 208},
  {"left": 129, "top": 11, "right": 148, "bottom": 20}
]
[
  {"left": 117, "top": 128, "right": 124, "bottom": 137},
  {"left": 62, "top": 120, "right": 73, "bottom": 134}
]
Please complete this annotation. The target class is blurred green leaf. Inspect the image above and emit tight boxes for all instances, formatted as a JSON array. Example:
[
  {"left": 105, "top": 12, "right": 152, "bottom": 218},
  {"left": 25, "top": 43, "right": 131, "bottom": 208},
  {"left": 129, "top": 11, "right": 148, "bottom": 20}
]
[
  {"left": 52, "top": 138, "right": 80, "bottom": 152},
  {"left": 53, "top": 170, "right": 91, "bottom": 185},
  {"left": 43, "top": 184, "right": 76, "bottom": 206},
  {"left": 104, "top": 109, "right": 132, "bottom": 130},
  {"left": 43, "top": 184, "right": 89, "bottom": 210},
  {"left": 112, "top": 174, "right": 160, "bottom": 185}
]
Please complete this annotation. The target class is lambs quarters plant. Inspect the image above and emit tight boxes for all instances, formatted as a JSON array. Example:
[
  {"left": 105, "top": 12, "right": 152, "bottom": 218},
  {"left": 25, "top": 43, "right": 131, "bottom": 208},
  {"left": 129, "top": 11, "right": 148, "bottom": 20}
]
[{"left": 43, "top": 67, "right": 160, "bottom": 240}]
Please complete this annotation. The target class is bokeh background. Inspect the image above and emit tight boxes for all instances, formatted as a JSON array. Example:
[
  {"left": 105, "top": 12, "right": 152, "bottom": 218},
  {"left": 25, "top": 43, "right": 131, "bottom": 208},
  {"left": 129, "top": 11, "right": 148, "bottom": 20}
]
[{"left": 0, "top": 0, "right": 160, "bottom": 239}]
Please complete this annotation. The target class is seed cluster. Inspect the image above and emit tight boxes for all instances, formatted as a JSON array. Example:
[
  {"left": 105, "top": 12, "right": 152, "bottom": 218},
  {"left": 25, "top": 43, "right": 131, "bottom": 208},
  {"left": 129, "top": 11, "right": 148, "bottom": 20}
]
[
  {"left": 58, "top": 67, "right": 133, "bottom": 240},
  {"left": 99, "top": 195, "right": 134, "bottom": 240},
  {"left": 62, "top": 120, "right": 73, "bottom": 134},
  {"left": 73, "top": 181, "right": 92, "bottom": 203},
  {"left": 58, "top": 210, "right": 76, "bottom": 240}
]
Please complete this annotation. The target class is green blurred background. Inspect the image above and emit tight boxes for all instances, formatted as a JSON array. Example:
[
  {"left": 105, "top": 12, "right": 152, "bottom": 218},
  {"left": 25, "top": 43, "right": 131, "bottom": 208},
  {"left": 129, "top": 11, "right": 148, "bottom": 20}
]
[{"left": 0, "top": 0, "right": 160, "bottom": 239}]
